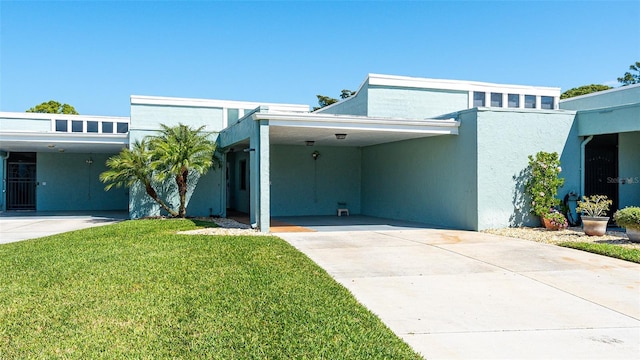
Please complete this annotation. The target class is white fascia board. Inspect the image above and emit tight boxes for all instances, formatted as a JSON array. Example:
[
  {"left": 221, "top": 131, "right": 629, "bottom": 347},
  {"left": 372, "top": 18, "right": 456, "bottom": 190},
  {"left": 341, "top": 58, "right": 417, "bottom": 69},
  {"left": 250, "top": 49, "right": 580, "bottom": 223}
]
[
  {"left": 130, "top": 95, "right": 309, "bottom": 112},
  {"left": 0, "top": 131, "right": 128, "bottom": 145},
  {"left": 0, "top": 111, "right": 129, "bottom": 122},
  {"left": 367, "top": 73, "right": 561, "bottom": 96},
  {"left": 253, "top": 112, "right": 459, "bottom": 134},
  {"left": 268, "top": 120, "right": 459, "bottom": 135}
]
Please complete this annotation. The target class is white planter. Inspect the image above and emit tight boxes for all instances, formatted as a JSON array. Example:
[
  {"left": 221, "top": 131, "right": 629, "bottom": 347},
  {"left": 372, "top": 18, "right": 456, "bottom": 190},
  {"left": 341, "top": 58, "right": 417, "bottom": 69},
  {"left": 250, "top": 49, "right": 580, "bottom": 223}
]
[
  {"left": 626, "top": 227, "right": 640, "bottom": 243},
  {"left": 582, "top": 216, "right": 609, "bottom": 236}
]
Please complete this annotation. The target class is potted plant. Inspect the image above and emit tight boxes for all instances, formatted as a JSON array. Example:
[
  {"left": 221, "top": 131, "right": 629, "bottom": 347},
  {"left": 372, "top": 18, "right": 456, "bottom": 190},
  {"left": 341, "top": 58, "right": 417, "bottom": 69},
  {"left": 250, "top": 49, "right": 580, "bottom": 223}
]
[
  {"left": 542, "top": 208, "right": 568, "bottom": 230},
  {"left": 613, "top": 207, "right": 640, "bottom": 242},
  {"left": 576, "top": 195, "right": 612, "bottom": 236},
  {"left": 525, "top": 151, "right": 564, "bottom": 228}
]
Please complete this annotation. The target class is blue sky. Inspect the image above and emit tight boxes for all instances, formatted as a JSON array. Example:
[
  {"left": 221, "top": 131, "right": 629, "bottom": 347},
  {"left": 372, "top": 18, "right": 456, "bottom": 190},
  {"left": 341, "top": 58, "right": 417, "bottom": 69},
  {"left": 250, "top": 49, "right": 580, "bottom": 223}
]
[{"left": 1, "top": 1, "right": 639, "bottom": 116}]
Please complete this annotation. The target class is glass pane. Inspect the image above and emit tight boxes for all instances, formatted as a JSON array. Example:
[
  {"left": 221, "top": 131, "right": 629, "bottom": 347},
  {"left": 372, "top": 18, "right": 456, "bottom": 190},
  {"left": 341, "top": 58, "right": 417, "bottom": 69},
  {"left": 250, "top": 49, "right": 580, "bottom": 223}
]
[
  {"left": 102, "top": 122, "right": 113, "bottom": 133},
  {"left": 541, "top": 96, "right": 554, "bottom": 109},
  {"left": 508, "top": 94, "right": 519, "bottom": 108},
  {"left": 117, "top": 122, "right": 129, "bottom": 133},
  {"left": 87, "top": 121, "right": 99, "bottom": 133},
  {"left": 72, "top": 120, "right": 83, "bottom": 132},
  {"left": 473, "top": 92, "right": 485, "bottom": 107},
  {"left": 227, "top": 108, "right": 239, "bottom": 125},
  {"left": 490, "top": 93, "right": 503, "bottom": 107},
  {"left": 55, "top": 119, "right": 67, "bottom": 132},
  {"left": 524, "top": 95, "right": 536, "bottom": 109}
]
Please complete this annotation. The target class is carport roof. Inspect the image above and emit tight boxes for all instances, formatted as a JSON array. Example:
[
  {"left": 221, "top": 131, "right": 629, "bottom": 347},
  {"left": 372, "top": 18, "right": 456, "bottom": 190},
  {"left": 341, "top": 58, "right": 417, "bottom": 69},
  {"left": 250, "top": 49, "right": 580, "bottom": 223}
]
[{"left": 252, "top": 111, "right": 460, "bottom": 147}]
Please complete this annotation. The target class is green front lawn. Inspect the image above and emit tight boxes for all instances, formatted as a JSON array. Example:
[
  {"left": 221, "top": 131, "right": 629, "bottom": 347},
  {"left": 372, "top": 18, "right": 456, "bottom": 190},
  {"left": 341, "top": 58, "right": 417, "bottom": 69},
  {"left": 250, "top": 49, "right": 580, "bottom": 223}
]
[
  {"left": 559, "top": 241, "right": 640, "bottom": 263},
  {"left": 0, "top": 219, "right": 421, "bottom": 359}
]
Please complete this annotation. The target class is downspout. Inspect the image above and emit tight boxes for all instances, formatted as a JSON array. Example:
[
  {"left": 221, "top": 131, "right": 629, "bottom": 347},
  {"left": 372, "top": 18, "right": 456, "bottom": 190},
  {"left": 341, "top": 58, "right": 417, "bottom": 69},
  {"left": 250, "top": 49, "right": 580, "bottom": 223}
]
[{"left": 580, "top": 136, "right": 593, "bottom": 196}]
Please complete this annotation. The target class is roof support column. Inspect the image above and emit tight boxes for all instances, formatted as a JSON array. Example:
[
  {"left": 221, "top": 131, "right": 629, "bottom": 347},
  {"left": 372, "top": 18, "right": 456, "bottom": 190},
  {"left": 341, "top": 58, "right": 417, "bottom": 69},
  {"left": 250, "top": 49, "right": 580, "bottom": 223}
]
[{"left": 251, "top": 120, "right": 270, "bottom": 232}]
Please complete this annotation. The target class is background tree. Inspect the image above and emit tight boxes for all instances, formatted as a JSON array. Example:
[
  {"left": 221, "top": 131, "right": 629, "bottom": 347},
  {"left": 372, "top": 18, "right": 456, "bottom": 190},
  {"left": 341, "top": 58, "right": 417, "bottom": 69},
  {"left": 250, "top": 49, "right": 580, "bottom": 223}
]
[
  {"left": 100, "top": 140, "right": 178, "bottom": 216},
  {"left": 340, "top": 89, "right": 356, "bottom": 99},
  {"left": 27, "top": 100, "right": 79, "bottom": 114},
  {"left": 313, "top": 89, "right": 356, "bottom": 111},
  {"left": 148, "top": 124, "right": 220, "bottom": 218},
  {"left": 560, "top": 84, "right": 612, "bottom": 99},
  {"left": 618, "top": 61, "right": 640, "bottom": 85}
]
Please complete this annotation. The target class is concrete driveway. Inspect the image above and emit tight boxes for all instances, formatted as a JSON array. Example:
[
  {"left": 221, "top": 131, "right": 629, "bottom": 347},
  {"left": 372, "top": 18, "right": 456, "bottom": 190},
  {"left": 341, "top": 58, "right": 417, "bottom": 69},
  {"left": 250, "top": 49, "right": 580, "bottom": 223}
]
[
  {"left": 277, "top": 227, "right": 640, "bottom": 359},
  {"left": 0, "top": 211, "right": 128, "bottom": 244}
]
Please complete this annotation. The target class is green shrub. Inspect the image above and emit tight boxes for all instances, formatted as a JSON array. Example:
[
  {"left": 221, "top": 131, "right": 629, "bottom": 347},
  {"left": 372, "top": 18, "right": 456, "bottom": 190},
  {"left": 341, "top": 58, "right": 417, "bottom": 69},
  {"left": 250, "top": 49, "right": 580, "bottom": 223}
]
[
  {"left": 614, "top": 207, "right": 640, "bottom": 229},
  {"left": 525, "top": 151, "right": 564, "bottom": 217}
]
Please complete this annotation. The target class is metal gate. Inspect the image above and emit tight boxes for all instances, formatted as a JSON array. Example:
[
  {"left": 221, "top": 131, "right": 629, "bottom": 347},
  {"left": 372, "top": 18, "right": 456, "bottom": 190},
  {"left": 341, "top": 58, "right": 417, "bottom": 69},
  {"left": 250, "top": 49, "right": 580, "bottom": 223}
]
[
  {"left": 584, "top": 134, "right": 618, "bottom": 214},
  {"left": 7, "top": 161, "right": 37, "bottom": 210}
]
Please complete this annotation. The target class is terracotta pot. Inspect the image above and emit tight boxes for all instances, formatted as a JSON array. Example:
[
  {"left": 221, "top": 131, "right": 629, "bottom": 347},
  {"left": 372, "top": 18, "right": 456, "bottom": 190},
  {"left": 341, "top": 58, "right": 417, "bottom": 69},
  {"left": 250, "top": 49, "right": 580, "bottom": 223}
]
[
  {"left": 626, "top": 227, "right": 640, "bottom": 243},
  {"left": 581, "top": 216, "right": 609, "bottom": 236},
  {"left": 541, "top": 217, "right": 560, "bottom": 231}
]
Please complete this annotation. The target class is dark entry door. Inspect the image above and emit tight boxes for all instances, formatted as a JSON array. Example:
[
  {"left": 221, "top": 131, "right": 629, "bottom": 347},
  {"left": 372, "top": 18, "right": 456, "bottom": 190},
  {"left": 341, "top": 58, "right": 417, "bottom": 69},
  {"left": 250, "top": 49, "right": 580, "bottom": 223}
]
[
  {"left": 7, "top": 152, "right": 37, "bottom": 210},
  {"left": 584, "top": 134, "right": 618, "bottom": 214}
]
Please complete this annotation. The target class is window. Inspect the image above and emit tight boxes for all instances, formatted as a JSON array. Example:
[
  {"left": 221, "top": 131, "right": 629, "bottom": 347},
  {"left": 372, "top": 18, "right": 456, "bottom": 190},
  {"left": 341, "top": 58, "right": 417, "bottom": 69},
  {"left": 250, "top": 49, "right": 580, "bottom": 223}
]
[
  {"left": 117, "top": 122, "right": 129, "bottom": 133},
  {"left": 473, "top": 92, "right": 485, "bottom": 107},
  {"left": 240, "top": 160, "right": 247, "bottom": 190},
  {"left": 72, "top": 120, "right": 83, "bottom": 132},
  {"left": 541, "top": 96, "right": 554, "bottom": 110},
  {"left": 55, "top": 119, "right": 67, "bottom": 132},
  {"left": 490, "top": 93, "right": 503, "bottom": 107},
  {"left": 508, "top": 94, "right": 520, "bottom": 108},
  {"left": 524, "top": 95, "right": 536, "bottom": 109},
  {"left": 227, "top": 108, "right": 239, "bottom": 125},
  {"left": 102, "top": 122, "right": 113, "bottom": 133},
  {"left": 87, "top": 121, "right": 99, "bottom": 133}
]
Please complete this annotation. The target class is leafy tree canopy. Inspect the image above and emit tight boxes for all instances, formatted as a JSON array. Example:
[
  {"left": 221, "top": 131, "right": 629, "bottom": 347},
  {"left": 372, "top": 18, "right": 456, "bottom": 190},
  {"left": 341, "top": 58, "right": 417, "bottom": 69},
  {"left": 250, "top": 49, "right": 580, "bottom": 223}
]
[
  {"left": 313, "top": 89, "right": 356, "bottom": 111},
  {"left": 618, "top": 61, "right": 640, "bottom": 86},
  {"left": 27, "top": 100, "right": 79, "bottom": 114},
  {"left": 560, "top": 84, "right": 612, "bottom": 99}
]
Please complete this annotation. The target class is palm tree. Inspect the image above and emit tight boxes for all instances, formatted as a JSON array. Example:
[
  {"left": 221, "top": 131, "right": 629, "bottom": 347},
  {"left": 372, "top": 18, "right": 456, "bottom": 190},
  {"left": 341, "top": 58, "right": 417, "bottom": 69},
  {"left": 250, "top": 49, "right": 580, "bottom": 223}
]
[
  {"left": 100, "top": 140, "right": 178, "bottom": 217},
  {"left": 148, "top": 124, "right": 219, "bottom": 218}
]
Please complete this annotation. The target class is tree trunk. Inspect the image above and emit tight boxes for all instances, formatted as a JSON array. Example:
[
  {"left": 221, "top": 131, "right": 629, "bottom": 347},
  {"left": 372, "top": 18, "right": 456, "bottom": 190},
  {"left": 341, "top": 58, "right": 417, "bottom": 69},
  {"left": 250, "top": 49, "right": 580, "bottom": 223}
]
[
  {"left": 145, "top": 181, "right": 178, "bottom": 217},
  {"left": 177, "top": 167, "right": 189, "bottom": 218}
]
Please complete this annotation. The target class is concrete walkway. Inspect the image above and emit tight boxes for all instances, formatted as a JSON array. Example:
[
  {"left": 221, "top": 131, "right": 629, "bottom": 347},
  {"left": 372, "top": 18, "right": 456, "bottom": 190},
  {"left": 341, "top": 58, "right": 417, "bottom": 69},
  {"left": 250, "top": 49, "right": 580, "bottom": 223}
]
[
  {"left": 0, "top": 211, "right": 128, "bottom": 244},
  {"left": 277, "top": 227, "right": 640, "bottom": 359}
]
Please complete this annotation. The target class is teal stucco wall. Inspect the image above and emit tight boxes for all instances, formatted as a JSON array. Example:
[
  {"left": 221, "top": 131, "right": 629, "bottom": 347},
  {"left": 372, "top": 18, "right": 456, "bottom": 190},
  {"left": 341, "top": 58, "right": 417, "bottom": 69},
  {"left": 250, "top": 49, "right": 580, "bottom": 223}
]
[
  {"left": 577, "top": 103, "right": 640, "bottom": 136},
  {"left": 367, "top": 86, "right": 469, "bottom": 119},
  {"left": 361, "top": 109, "right": 478, "bottom": 230},
  {"left": 37, "top": 152, "right": 128, "bottom": 211},
  {"left": 270, "top": 145, "right": 361, "bottom": 216},
  {"left": 619, "top": 131, "right": 640, "bottom": 208},
  {"left": 475, "top": 109, "right": 580, "bottom": 229}
]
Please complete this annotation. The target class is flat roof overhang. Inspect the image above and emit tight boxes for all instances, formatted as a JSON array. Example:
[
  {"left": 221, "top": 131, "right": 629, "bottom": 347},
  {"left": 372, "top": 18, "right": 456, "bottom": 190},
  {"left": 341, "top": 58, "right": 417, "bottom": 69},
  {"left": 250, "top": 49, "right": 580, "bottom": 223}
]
[
  {"left": 0, "top": 131, "right": 129, "bottom": 154},
  {"left": 252, "top": 112, "right": 460, "bottom": 147}
]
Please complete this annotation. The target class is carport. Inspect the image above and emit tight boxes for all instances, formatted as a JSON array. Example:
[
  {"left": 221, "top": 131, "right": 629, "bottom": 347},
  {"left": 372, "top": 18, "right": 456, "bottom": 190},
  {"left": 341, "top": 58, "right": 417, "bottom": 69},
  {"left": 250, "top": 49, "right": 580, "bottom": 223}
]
[
  {"left": 0, "top": 112, "right": 130, "bottom": 213},
  {"left": 219, "top": 108, "right": 460, "bottom": 232}
]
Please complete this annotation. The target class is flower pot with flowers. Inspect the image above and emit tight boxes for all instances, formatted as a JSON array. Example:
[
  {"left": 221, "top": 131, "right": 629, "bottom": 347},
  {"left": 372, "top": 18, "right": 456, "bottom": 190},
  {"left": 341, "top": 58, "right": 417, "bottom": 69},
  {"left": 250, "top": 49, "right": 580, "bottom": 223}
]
[
  {"left": 542, "top": 208, "right": 569, "bottom": 230},
  {"left": 525, "top": 151, "right": 565, "bottom": 229},
  {"left": 613, "top": 207, "right": 640, "bottom": 242},
  {"left": 576, "top": 195, "right": 612, "bottom": 236}
]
